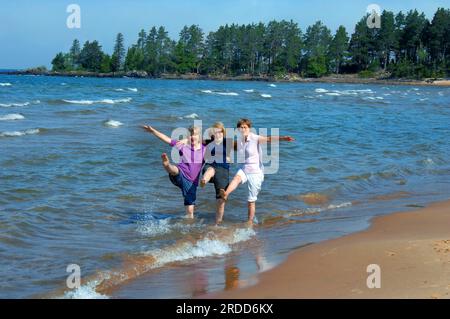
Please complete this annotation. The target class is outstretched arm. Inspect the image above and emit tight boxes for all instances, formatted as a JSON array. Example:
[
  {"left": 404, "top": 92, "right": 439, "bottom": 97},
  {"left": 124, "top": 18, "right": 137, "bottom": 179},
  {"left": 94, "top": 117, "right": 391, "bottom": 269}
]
[
  {"left": 258, "top": 135, "right": 295, "bottom": 143},
  {"left": 141, "top": 125, "right": 172, "bottom": 145}
]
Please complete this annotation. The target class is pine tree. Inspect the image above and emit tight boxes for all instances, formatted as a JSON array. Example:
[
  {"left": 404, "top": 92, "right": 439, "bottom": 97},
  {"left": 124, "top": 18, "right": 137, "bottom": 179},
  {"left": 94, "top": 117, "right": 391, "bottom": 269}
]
[
  {"left": 51, "top": 52, "right": 66, "bottom": 71},
  {"left": 69, "top": 39, "right": 81, "bottom": 69},
  {"left": 111, "top": 33, "right": 125, "bottom": 72},
  {"left": 329, "top": 26, "right": 349, "bottom": 74},
  {"left": 424, "top": 8, "right": 450, "bottom": 73},
  {"left": 79, "top": 41, "right": 104, "bottom": 72},
  {"left": 303, "top": 21, "right": 332, "bottom": 77},
  {"left": 377, "top": 11, "right": 397, "bottom": 69},
  {"left": 349, "top": 16, "right": 371, "bottom": 71},
  {"left": 283, "top": 20, "right": 303, "bottom": 73}
]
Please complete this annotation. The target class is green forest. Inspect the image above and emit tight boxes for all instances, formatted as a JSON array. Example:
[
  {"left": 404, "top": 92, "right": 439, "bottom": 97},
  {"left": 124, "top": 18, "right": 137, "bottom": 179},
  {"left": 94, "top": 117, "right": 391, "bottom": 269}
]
[{"left": 51, "top": 8, "right": 450, "bottom": 79}]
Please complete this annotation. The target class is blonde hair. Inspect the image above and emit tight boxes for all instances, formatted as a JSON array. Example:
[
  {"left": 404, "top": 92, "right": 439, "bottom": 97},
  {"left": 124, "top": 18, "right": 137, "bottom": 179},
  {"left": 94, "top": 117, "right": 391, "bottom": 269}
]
[{"left": 211, "top": 122, "right": 226, "bottom": 136}]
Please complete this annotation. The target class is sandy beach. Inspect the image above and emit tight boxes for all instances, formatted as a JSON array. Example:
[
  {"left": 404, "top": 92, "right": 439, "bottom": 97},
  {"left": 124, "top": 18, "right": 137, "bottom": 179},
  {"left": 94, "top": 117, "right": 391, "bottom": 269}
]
[{"left": 203, "top": 200, "right": 450, "bottom": 299}]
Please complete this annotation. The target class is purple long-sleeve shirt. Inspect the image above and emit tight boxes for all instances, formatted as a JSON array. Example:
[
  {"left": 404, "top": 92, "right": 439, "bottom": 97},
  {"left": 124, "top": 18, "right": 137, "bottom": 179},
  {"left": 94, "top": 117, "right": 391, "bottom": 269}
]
[{"left": 170, "top": 139, "right": 205, "bottom": 185}]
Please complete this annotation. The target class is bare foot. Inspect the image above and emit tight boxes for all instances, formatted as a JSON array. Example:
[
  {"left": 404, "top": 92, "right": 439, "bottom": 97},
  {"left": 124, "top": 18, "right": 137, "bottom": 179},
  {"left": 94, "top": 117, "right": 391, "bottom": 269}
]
[
  {"left": 161, "top": 153, "right": 169, "bottom": 167},
  {"left": 219, "top": 189, "right": 228, "bottom": 201},
  {"left": 200, "top": 178, "right": 207, "bottom": 188}
]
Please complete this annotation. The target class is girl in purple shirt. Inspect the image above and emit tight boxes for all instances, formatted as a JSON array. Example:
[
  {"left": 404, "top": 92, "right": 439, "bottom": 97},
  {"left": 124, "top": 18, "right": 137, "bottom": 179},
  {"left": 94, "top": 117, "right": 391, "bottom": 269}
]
[{"left": 142, "top": 125, "right": 205, "bottom": 218}]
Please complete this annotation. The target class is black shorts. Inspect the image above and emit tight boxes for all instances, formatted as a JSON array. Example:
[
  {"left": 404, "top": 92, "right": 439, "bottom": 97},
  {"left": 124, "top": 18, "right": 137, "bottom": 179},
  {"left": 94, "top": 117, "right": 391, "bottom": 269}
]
[{"left": 203, "top": 163, "right": 230, "bottom": 199}]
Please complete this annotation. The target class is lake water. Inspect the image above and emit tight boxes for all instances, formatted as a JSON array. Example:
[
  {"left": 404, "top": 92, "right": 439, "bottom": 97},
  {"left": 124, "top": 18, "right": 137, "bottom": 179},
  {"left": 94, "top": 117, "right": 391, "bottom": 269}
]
[{"left": 1, "top": 74, "right": 449, "bottom": 298}]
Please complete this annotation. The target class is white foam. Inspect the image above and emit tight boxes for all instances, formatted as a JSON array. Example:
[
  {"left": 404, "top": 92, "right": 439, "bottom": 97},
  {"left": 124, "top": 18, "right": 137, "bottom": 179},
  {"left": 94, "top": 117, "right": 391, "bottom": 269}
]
[
  {"left": 326, "top": 202, "right": 352, "bottom": 210},
  {"left": 229, "top": 227, "right": 256, "bottom": 244},
  {"left": 201, "top": 90, "right": 238, "bottom": 96},
  {"left": 260, "top": 94, "right": 272, "bottom": 98},
  {"left": 62, "top": 280, "right": 109, "bottom": 299},
  {"left": 99, "top": 98, "right": 132, "bottom": 104},
  {"left": 269, "top": 84, "right": 277, "bottom": 87},
  {"left": 0, "top": 102, "right": 30, "bottom": 107},
  {"left": 304, "top": 201, "right": 352, "bottom": 214},
  {"left": 179, "top": 113, "right": 199, "bottom": 119},
  {"left": 0, "top": 114, "right": 25, "bottom": 121},
  {"left": 338, "top": 91, "right": 358, "bottom": 96},
  {"left": 152, "top": 227, "right": 256, "bottom": 266},
  {"left": 136, "top": 219, "right": 172, "bottom": 236},
  {"left": 376, "top": 96, "right": 384, "bottom": 100},
  {"left": 320, "top": 89, "right": 374, "bottom": 96},
  {"left": 100, "top": 99, "right": 116, "bottom": 104},
  {"left": 243, "top": 89, "right": 254, "bottom": 93},
  {"left": 0, "top": 82, "right": 12, "bottom": 86},
  {"left": 216, "top": 92, "right": 239, "bottom": 96},
  {"left": 62, "top": 227, "right": 255, "bottom": 299},
  {"left": 63, "top": 99, "right": 94, "bottom": 105},
  {"left": 63, "top": 98, "right": 132, "bottom": 105},
  {"left": 104, "top": 120, "right": 123, "bottom": 127},
  {"left": 153, "top": 239, "right": 231, "bottom": 265},
  {"left": 0, "top": 128, "right": 39, "bottom": 137},
  {"left": 115, "top": 88, "right": 138, "bottom": 92}
]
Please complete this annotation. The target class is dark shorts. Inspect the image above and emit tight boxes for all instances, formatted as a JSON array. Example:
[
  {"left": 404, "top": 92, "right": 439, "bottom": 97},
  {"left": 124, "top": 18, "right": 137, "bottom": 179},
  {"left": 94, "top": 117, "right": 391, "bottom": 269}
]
[
  {"left": 169, "top": 171, "right": 197, "bottom": 206},
  {"left": 203, "top": 163, "right": 230, "bottom": 199}
]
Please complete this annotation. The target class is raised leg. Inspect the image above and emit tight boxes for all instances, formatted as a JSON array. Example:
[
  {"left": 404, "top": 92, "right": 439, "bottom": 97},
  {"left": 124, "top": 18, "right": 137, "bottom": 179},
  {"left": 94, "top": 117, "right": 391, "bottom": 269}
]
[
  {"left": 219, "top": 174, "right": 242, "bottom": 201},
  {"left": 200, "top": 167, "right": 215, "bottom": 188},
  {"left": 161, "top": 153, "right": 179, "bottom": 176}
]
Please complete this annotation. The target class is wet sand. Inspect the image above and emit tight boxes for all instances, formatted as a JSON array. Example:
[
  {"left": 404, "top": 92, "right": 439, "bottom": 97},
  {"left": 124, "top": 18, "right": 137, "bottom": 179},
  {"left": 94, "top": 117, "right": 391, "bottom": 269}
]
[{"left": 202, "top": 200, "right": 450, "bottom": 299}]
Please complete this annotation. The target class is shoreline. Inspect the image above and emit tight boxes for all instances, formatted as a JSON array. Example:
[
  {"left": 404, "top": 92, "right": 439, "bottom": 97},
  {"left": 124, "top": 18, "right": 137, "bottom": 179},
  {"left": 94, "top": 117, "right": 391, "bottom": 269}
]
[
  {"left": 1, "top": 70, "right": 450, "bottom": 87},
  {"left": 201, "top": 199, "right": 450, "bottom": 299}
]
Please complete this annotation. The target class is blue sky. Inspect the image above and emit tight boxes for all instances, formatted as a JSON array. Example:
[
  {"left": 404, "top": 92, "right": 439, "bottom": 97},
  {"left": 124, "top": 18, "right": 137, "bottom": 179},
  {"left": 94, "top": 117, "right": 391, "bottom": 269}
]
[{"left": 1, "top": 0, "right": 449, "bottom": 69}]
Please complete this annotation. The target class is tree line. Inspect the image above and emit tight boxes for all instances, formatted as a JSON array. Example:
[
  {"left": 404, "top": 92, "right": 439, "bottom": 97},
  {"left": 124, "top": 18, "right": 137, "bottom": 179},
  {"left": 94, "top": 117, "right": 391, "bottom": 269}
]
[{"left": 52, "top": 8, "right": 450, "bottom": 79}]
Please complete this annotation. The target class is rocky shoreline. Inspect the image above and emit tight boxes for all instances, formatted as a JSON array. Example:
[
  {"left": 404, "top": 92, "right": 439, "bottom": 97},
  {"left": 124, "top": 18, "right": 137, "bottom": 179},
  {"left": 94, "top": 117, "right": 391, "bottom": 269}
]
[{"left": 1, "top": 69, "right": 449, "bottom": 86}]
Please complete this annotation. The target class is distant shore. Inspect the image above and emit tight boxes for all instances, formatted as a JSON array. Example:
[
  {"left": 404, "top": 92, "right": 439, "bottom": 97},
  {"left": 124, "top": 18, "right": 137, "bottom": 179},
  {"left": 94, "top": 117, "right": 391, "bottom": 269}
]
[
  {"left": 202, "top": 199, "right": 450, "bottom": 299},
  {"left": 2, "top": 69, "right": 450, "bottom": 87}
]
